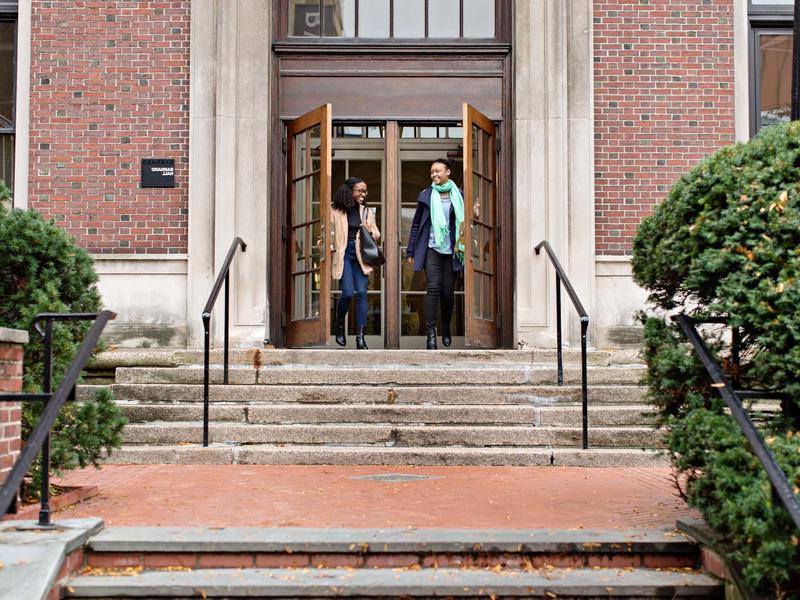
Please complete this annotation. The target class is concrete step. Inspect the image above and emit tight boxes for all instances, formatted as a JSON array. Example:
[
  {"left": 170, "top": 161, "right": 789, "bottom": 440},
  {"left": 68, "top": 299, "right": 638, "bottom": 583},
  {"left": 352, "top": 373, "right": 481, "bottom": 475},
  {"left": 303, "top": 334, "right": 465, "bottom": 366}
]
[
  {"left": 64, "top": 566, "right": 721, "bottom": 598},
  {"left": 104, "top": 445, "right": 668, "bottom": 467},
  {"left": 114, "top": 365, "right": 646, "bottom": 386},
  {"left": 119, "top": 403, "right": 656, "bottom": 426},
  {"left": 172, "top": 347, "right": 630, "bottom": 367},
  {"left": 92, "top": 383, "right": 648, "bottom": 404},
  {"left": 82, "top": 526, "right": 698, "bottom": 558},
  {"left": 120, "top": 422, "right": 661, "bottom": 448},
  {"left": 90, "top": 347, "right": 642, "bottom": 368}
]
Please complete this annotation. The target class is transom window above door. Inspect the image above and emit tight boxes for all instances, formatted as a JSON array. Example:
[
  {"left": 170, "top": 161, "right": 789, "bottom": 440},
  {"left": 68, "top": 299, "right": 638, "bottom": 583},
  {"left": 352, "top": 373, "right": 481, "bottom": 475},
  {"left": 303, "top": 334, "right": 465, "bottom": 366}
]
[{"left": 286, "top": 0, "right": 497, "bottom": 39}]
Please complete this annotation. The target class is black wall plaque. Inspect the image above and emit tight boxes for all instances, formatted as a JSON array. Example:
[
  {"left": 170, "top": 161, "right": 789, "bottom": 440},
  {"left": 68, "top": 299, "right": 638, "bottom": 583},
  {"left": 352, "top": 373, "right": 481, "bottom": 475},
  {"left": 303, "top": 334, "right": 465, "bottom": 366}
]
[{"left": 141, "top": 159, "right": 175, "bottom": 188}]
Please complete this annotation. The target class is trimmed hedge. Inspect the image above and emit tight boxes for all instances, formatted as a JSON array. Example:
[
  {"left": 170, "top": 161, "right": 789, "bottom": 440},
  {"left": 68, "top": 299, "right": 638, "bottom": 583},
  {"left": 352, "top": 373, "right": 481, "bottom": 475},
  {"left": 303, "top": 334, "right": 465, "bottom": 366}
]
[
  {"left": 0, "top": 204, "right": 126, "bottom": 493},
  {"left": 633, "top": 122, "right": 800, "bottom": 598}
]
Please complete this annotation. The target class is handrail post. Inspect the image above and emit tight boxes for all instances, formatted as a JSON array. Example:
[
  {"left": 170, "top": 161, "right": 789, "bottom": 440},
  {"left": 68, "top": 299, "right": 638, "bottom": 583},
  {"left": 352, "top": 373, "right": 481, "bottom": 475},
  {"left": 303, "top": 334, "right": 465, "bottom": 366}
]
[
  {"left": 202, "top": 313, "right": 211, "bottom": 448},
  {"left": 39, "top": 318, "right": 53, "bottom": 527},
  {"left": 556, "top": 272, "right": 563, "bottom": 386},
  {"left": 224, "top": 272, "right": 230, "bottom": 386},
  {"left": 581, "top": 318, "right": 589, "bottom": 450}
]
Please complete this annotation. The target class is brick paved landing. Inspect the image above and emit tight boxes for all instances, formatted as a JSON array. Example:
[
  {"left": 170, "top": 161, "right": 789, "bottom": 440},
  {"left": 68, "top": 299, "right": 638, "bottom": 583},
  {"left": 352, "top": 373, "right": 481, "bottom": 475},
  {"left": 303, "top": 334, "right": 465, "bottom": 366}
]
[{"left": 51, "top": 465, "right": 698, "bottom": 529}]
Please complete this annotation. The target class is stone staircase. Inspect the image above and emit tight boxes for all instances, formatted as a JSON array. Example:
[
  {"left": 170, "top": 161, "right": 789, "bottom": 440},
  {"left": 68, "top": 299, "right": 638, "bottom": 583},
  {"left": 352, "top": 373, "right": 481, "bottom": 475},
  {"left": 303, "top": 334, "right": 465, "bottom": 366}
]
[
  {"left": 60, "top": 526, "right": 723, "bottom": 598},
  {"left": 82, "top": 348, "right": 663, "bottom": 467}
]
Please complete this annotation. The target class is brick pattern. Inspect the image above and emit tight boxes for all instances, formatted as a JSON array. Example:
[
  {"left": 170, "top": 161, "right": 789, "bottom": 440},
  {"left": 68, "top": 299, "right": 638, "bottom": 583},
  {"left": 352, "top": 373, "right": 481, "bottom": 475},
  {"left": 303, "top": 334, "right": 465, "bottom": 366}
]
[
  {"left": 28, "top": 1, "right": 191, "bottom": 254},
  {"left": 0, "top": 342, "right": 23, "bottom": 482},
  {"left": 593, "top": 0, "right": 736, "bottom": 255}
]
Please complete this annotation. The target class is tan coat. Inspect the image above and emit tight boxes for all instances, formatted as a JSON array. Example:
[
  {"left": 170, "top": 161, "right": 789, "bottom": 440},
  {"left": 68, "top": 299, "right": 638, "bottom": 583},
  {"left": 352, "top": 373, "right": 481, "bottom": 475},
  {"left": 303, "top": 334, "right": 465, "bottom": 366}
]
[{"left": 331, "top": 204, "right": 381, "bottom": 280}]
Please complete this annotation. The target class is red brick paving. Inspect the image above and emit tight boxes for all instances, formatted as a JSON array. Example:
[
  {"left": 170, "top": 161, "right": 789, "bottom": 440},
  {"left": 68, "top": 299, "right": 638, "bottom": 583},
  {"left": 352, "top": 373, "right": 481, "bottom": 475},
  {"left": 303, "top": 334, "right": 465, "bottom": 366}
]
[{"left": 51, "top": 465, "right": 699, "bottom": 529}]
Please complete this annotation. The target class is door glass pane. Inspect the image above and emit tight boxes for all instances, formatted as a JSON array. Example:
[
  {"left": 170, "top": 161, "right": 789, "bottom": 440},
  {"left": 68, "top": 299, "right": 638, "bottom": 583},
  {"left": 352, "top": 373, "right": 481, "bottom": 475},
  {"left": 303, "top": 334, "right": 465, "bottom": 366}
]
[
  {"left": 323, "top": 0, "right": 356, "bottom": 36},
  {"left": 393, "top": 0, "right": 425, "bottom": 37},
  {"left": 472, "top": 173, "right": 481, "bottom": 221},
  {"left": 463, "top": 0, "right": 495, "bottom": 38},
  {"left": 758, "top": 33, "right": 793, "bottom": 129},
  {"left": 292, "top": 273, "right": 320, "bottom": 320},
  {"left": 293, "top": 225, "right": 308, "bottom": 273},
  {"left": 359, "top": 0, "right": 390, "bottom": 38},
  {"left": 482, "top": 225, "right": 492, "bottom": 272},
  {"left": 428, "top": 0, "right": 459, "bottom": 38},
  {"left": 294, "top": 178, "right": 309, "bottom": 225},
  {"left": 471, "top": 126, "right": 479, "bottom": 169},
  {"left": 470, "top": 223, "right": 480, "bottom": 263},
  {"left": 311, "top": 172, "right": 321, "bottom": 222},
  {"left": 311, "top": 218, "right": 323, "bottom": 270},
  {"left": 293, "top": 131, "right": 307, "bottom": 177},
  {"left": 472, "top": 267, "right": 482, "bottom": 318},
  {"left": 483, "top": 274, "right": 493, "bottom": 320},
  {"left": 481, "top": 130, "right": 490, "bottom": 174},
  {"left": 482, "top": 178, "right": 493, "bottom": 226},
  {"left": 308, "top": 124, "right": 322, "bottom": 170}
]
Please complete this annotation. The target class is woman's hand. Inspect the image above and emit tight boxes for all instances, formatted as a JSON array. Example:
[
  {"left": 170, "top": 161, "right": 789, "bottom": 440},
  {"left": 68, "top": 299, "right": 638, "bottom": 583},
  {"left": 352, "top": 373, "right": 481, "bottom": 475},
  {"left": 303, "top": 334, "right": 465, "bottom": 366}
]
[
  {"left": 406, "top": 257, "right": 413, "bottom": 265},
  {"left": 473, "top": 202, "right": 481, "bottom": 218}
]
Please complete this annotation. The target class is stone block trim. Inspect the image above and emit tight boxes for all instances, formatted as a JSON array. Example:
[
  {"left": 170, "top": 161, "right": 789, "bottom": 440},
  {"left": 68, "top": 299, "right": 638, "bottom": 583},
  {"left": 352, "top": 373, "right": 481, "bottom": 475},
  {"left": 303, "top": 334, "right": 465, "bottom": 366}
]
[
  {"left": 28, "top": 0, "right": 191, "bottom": 254},
  {"left": 593, "top": 0, "right": 736, "bottom": 255},
  {"left": 0, "top": 328, "right": 28, "bottom": 485}
]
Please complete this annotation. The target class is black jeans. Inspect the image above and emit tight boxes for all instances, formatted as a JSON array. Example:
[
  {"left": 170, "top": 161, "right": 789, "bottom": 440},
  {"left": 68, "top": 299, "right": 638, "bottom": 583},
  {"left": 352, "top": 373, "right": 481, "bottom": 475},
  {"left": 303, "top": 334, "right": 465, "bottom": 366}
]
[{"left": 424, "top": 249, "right": 455, "bottom": 328}]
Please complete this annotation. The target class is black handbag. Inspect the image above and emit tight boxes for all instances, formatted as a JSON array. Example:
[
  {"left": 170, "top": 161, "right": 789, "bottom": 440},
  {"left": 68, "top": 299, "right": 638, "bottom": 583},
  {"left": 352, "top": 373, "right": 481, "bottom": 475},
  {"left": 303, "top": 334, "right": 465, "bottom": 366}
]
[{"left": 359, "top": 207, "right": 385, "bottom": 267}]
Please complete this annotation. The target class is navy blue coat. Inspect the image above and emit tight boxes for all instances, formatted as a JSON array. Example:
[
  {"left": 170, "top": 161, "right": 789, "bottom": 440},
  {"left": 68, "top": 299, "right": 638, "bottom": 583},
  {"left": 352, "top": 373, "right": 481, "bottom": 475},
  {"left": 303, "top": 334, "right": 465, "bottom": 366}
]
[{"left": 406, "top": 187, "right": 464, "bottom": 273}]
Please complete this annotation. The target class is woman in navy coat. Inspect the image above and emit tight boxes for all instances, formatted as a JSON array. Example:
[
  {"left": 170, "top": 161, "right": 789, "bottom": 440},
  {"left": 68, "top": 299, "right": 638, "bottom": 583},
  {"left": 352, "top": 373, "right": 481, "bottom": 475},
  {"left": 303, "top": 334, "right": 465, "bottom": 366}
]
[{"left": 406, "top": 158, "right": 465, "bottom": 350}]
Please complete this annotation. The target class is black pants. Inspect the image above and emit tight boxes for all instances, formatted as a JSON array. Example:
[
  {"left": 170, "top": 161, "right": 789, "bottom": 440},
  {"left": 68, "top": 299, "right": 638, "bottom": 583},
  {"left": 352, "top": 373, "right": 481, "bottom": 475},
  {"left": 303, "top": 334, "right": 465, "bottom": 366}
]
[{"left": 424, "top": 249, "right": 455, "bottom": 328}]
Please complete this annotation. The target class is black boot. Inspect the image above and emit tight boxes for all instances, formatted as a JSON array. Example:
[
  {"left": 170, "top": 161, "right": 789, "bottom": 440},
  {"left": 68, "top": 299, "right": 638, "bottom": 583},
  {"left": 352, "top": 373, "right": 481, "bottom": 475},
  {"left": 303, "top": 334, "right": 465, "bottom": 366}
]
[
  {"left": 426, "top": 325, "right": 438, "bottom": 350},
  {"left": 441, "top": 321, "right": 452, "bottom": 347},
  {"left": 355, "top": 326, "right": 368, "bottom": 350},
  {"left": 335, "top": 318, "right": 346, "bottom": 347}
]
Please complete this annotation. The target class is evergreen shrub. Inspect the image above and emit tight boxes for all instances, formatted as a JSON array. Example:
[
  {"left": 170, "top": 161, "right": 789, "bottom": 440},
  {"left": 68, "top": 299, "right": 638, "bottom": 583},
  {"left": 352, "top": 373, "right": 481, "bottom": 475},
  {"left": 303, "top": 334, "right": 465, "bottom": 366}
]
[
  {"left": 633, "top": 122, "right": 800, "bottom": 598},
  {"left": 0, "top": 204, "right": 126, "bottom": 494}
]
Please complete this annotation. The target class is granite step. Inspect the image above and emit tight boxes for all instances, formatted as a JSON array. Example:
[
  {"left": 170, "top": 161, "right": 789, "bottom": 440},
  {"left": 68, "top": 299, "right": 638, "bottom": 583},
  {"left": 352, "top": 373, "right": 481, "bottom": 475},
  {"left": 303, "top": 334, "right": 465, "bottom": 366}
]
[
  {"left": 118, "top": 403, "right": 656, "bottom": 426},
  {"left": 114, "top": 365, "right": 646, "bottom": 386},
  {"left": 90, "top": 347, "right": 641, "bottom": 369},
  {"left": 87, "top": 383, "right": 648, "bottom": 405},
  {"left": 64, "top": 566, "right": 721, "bottom": 598},
  {"left": 103, "top": 445, "right": 668, "bottom": 467},
  {"left": 120, "top": 422, "right": 662, "bottom": 448}
]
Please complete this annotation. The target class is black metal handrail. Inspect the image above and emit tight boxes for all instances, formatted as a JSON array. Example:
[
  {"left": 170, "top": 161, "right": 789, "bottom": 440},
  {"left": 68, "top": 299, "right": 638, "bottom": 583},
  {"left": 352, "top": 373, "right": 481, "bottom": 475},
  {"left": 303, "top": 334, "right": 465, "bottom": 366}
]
[
  {"left": 0, "top": 310, "right": 115, "bottom": 524},
  {"left": 534, "top": 240, "right": 590, "bottom": 449},
  {"left": 202, "top": 237, "right": 247, "bottom": 447},
  {"left": 673, "top": 314, "right": 800, "bottom": 532}
]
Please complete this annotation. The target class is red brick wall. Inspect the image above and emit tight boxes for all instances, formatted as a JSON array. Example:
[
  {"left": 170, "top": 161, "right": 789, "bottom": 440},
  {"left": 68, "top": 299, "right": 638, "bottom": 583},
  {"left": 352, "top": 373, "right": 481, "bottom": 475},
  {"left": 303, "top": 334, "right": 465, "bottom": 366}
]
[
  {"left": 28, "top": 1, "right": 191, "bottom": 254},
  {"left": 593, "top": 0, "right": 736, "bottom": 255},
  {"left": 0, "top": 341, "right": 24, "bottom": 483}
]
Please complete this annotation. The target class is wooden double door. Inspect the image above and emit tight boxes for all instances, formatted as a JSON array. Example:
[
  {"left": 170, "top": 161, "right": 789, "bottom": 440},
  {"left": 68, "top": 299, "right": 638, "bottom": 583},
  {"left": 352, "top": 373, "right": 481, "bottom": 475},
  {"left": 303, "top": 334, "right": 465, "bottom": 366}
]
[{"left": 284, "top": 104, "right": 499, "bottom": 349}]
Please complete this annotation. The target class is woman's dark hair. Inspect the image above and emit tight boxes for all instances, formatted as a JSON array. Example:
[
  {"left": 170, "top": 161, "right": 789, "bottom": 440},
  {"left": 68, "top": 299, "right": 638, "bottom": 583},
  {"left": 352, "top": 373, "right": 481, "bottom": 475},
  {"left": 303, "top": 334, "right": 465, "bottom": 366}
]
[
  {"left": 431, "top": 157, "right": 455, "bottom": 172},
  {"left": 332, "top": 176, "right": 364, "bottom": 211}
]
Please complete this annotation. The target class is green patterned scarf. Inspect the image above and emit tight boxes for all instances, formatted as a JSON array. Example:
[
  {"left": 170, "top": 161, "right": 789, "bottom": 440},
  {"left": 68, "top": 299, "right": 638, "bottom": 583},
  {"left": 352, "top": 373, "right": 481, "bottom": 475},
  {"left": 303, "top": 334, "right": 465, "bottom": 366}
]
[{"left": 430, "top": 180, "right": 464, "bottom": 262}]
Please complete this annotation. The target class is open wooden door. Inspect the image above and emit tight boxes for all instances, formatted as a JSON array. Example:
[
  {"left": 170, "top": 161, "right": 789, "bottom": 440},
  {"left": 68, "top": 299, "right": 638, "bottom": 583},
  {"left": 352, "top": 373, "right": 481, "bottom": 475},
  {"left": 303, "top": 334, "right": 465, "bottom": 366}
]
[
  {"left": 286, "top": 104, "right": 332, "bottom": 347},
  {"left": 462, "top": 103, "right": 499, "bottom": 348}
]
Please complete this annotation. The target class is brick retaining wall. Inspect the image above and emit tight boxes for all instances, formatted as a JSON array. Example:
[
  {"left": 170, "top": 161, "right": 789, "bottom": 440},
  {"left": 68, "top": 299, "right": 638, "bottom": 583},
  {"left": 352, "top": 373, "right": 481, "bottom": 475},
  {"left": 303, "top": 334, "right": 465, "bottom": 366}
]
[{"left": 0, "top": 328, "right": 28, "bottom": 490}]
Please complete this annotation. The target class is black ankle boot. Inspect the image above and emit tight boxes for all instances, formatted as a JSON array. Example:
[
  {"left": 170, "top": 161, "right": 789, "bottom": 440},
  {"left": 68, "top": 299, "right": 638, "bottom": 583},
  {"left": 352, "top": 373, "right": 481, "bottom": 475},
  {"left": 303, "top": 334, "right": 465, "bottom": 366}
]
[
  {"left": 335, "top": 319, "right": 346, "bottom": 347},
  {"left": 426, "top": 325, "right": 438, "bottom": 350},
  {"left": 441, "top": 321, "right": 452, "bottom": 347},
  {"left": 355, "top": 326, "right": 368, "bottom": 350}
]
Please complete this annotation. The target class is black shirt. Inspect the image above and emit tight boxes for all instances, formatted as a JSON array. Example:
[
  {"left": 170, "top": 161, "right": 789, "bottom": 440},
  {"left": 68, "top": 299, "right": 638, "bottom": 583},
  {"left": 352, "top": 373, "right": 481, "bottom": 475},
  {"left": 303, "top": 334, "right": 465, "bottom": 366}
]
[{"left": 347, "top": 205, "right": 362, "bottom": 241}]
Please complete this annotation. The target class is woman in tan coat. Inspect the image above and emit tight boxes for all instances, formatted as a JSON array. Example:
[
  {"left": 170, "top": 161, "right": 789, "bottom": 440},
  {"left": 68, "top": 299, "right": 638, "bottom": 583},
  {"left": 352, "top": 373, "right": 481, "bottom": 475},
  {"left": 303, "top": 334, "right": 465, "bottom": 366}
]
[{"left": 331, "top": 177, "right": 381, "bottom": 349}]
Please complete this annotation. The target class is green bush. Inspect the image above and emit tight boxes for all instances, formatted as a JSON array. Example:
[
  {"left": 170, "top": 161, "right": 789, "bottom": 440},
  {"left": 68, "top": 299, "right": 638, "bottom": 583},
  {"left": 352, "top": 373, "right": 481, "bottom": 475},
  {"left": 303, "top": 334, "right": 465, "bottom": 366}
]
[
  {"left": 0, "top": 204, "right": 126, "bottom": 494},
  {"left": 633, "top": 122, "right": 800, "bottom": 598}
]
